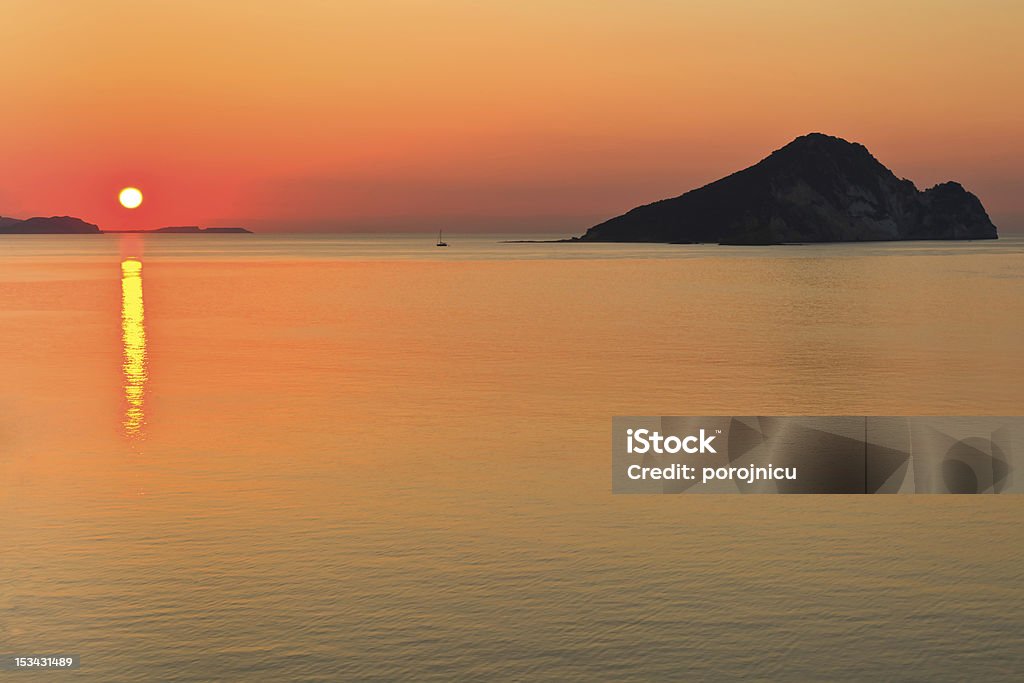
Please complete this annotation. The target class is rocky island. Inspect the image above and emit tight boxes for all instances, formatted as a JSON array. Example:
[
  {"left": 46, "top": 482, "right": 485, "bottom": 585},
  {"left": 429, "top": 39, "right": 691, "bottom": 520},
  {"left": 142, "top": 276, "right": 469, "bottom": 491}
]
[
  {"left": 0, "top": 216, "right": 251, "bottom": 234},
  {"left": 0, "top": 216, "right": 102, "bottom": 234},
  {"left": 576, "top": 133, "right": 998, "bottom": 244}
]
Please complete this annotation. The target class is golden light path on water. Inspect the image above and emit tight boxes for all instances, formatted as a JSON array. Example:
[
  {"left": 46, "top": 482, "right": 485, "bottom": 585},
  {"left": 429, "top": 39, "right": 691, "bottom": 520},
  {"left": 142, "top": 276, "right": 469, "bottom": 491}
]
[{"left": 121, "top": 258, "right": 147, "bottom": 438}]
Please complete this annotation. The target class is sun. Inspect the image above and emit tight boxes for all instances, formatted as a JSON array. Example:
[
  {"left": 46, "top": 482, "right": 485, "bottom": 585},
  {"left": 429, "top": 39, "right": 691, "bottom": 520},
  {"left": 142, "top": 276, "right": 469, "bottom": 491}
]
[{"left": 119, "top": 187, "right": 143, "bottom": 209}]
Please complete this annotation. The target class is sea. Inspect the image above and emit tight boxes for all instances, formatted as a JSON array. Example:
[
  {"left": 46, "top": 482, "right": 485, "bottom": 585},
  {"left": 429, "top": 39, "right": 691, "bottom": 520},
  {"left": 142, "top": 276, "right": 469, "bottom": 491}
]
[{"left": 2, "top": 233, "right": 1023, "bottom": 680}]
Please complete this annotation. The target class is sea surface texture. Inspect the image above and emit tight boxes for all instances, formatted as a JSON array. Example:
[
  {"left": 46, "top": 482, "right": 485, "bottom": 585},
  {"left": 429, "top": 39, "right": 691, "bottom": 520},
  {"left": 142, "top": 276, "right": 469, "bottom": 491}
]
[{"left": 2, "top": 234, "right": 1023, "bottom": 681}]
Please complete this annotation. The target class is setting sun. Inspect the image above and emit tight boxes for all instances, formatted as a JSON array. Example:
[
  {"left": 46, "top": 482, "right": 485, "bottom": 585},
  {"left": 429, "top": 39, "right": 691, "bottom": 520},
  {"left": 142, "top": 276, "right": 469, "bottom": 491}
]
[{"left": 118, "top": 187, "right": 143, "bottom": 209}]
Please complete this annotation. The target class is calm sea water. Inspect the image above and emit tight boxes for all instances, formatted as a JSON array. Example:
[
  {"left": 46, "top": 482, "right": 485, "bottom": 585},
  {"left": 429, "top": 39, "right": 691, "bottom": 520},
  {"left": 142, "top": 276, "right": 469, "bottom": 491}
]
[{"left": 2, "top": 234, "right": 1023, "bottom": 681}]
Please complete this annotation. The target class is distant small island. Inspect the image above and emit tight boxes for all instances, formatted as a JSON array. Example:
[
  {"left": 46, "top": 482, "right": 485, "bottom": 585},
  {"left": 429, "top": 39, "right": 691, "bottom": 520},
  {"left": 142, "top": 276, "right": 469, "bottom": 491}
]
[
  {"left": 109, "top": 226, "right": 253, "bottom": 234},
  {"left": 0, "top": 216, "right": 252, "bottom": 234},
  {"left": 576, "top": 133, "right": 998, "bottom": 245}
]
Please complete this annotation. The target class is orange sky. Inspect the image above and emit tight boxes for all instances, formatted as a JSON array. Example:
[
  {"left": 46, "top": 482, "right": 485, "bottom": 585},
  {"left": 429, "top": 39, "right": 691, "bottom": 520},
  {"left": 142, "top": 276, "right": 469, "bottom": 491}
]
[{"left": 2, "top": 0, "right": 1022, "bottom": 232}]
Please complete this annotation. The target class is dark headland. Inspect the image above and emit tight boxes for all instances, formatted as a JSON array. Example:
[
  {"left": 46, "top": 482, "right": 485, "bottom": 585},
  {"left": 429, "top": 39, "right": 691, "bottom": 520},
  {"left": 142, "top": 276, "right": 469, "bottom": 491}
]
[
  {"left": 575, "top": 133, "right": 998, "bottom": 245},
  {"left": 0, "top": 217, "right": 251, "bottom": 234},
  {"left": 0, "top": 216, "right": 102, "bottom": 234}
]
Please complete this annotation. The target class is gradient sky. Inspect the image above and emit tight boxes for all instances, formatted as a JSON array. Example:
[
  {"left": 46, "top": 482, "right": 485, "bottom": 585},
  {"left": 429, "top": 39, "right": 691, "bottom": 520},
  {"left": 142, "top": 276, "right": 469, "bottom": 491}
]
[{"left": 2, "top": 0, "right": 1022, "bottom": 232}]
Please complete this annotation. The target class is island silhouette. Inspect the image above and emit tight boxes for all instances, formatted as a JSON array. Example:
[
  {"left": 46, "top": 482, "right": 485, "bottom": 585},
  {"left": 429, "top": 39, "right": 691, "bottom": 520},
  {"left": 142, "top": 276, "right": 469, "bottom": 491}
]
[
  {"left": 576, "top": 133, "right": 998, "bottom": 244},
  {"left": 0, "top": 216, "right": 251, "bottom": 234},
  {"left": 0, "top": 215, "right": 102, "bottom": 234}
]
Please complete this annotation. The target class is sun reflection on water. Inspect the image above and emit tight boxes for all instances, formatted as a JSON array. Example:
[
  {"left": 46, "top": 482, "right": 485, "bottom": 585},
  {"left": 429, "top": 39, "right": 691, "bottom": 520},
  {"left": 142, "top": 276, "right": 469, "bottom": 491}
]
[{"left": 121, "top": 258, "right": 147, "bottom": 438}]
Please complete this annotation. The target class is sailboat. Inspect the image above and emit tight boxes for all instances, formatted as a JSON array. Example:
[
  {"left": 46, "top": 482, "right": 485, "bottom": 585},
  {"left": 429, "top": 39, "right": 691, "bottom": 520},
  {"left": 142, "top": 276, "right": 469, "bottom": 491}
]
[{"left": 436, "top": 229, "right": 448, "bottom": 247}]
